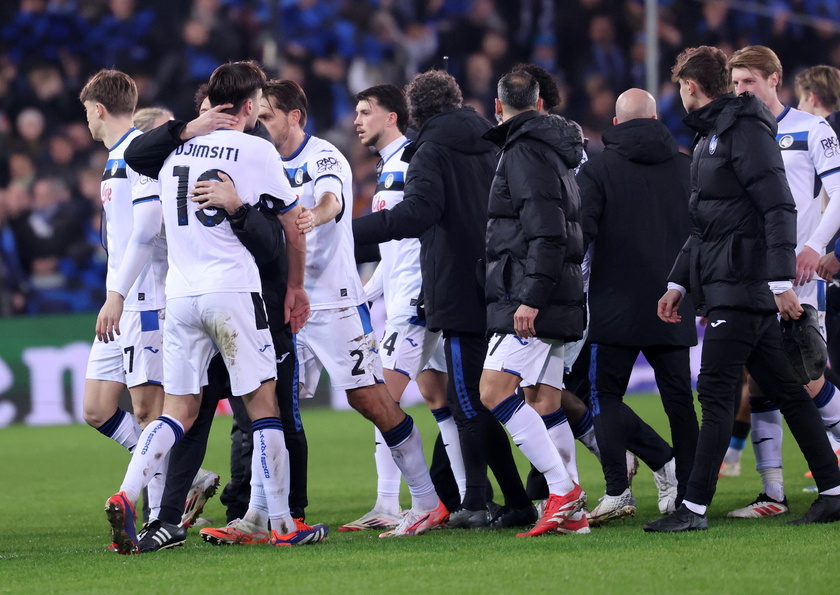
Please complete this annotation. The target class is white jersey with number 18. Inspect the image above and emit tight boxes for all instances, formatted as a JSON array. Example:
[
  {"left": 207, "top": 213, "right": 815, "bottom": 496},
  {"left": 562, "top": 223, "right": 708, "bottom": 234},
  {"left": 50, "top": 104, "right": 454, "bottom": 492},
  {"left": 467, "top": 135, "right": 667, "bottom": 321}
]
[{"left": 159, "top": 129, "right": 297, "bottom": 299}]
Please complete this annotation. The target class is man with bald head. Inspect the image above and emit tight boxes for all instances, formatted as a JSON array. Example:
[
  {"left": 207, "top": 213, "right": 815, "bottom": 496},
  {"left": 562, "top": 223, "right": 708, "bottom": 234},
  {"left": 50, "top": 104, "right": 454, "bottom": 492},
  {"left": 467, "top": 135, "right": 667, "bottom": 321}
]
[{"left": 577, "top": 88, "right": 699, "bottom": 525}]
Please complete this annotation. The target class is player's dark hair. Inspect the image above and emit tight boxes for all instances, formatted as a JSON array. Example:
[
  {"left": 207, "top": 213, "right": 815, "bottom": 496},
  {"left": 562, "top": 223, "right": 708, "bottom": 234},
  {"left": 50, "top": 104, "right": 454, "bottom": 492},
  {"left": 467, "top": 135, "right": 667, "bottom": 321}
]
[
  {"left": 671, "top": 46, "right": 731, "bottom": 100},
  {"left": 498, "top": 71, "right": 539, "bottom": 111},
  {"left": 79, "top": 69, "right": 137, "bottom": 116},
  {"left": 263, "top": 80, "right": 308, "bottom": 127},
  {"left": 207, "top": 60, "right": 266, "bottom": 115},
  {"left": 511, "top": 63, "right": 561, "bottom": 111},
  {"left": 405, "top": 70, "right": 462, "bottom": 129},
  {"left": 194, "top": 84, "right": 209, "bottom": 113},
  {"left": 356, "top": 85, "right": 409, "bottom": 133}
]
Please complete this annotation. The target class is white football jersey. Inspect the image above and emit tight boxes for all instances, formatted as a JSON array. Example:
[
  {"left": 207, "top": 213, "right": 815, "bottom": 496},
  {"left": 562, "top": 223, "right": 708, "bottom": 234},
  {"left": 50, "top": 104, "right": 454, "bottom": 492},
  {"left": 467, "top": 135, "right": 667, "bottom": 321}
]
[
  {"left": 282, "top": 134, "right": 363, "bottom": 309},
  {"left": 101, "top": 127, "right": 166, "bottom": 311},
  {"left": 370, "top": 136, "right": 423, "bottom": 318},
  {"left": 159, "top": 129, "right": 297, "bottom": 299},
  {"left": 777, "top": 106, "right": 840, "bottom": 252}
]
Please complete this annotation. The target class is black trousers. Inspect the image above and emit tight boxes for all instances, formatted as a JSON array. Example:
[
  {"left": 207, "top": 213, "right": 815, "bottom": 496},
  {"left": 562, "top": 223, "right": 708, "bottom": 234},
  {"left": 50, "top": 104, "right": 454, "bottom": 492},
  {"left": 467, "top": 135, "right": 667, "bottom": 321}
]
[
  {"left": 686, "top": 308, "right": 840, "bottom": 506},
  {"left": 158, "top": 327, "right": 308, "bottom": 524},
  {"left": 444, "top": 331, "right": 529, "bottom": 510},
  {"left": 526, "top": 340, "right": 679, "bottom": 500},
  {"left": 590, "top": 344, "right": 698, "bottom": 499}
]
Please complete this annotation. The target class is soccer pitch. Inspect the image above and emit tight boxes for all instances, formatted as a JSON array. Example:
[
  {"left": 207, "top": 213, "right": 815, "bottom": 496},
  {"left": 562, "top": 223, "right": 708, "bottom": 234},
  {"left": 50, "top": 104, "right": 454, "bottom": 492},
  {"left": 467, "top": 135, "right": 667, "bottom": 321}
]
[{"left": 1, "top": 395, "right": 835, "bottom": 594}]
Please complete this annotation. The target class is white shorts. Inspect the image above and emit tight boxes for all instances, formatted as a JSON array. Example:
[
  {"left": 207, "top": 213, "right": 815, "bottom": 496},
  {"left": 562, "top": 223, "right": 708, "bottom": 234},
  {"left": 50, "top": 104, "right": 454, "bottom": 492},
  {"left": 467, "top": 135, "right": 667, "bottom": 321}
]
[
  {"left": 483, "top": 333, "right": 566, "bottom": 390},
  {"left": 85, "top": 309, "right": 163, "bottom": 388},
  {"left": 379, "top": 314, "right": 446, "bottom": 379},
  {"left": 164, "top": 293, "right": 276, "bottom": 397},
  {"left": 296, "top": 304, "right": 384, "bottom": 397}
]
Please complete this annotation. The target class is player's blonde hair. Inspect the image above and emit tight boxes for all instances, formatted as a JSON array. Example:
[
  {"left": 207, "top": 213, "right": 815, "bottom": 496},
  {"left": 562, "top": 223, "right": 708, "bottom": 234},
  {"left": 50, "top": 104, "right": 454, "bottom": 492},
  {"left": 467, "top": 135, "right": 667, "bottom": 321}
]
[
  {"left": 728, "top": 46, "right": 783, "bottom": 89},
  {"left": 795, "top": 65, "right": 840, "bottom": 112},
  {"left": 133, "top": 107, "right": 174, "bottom": 132}
]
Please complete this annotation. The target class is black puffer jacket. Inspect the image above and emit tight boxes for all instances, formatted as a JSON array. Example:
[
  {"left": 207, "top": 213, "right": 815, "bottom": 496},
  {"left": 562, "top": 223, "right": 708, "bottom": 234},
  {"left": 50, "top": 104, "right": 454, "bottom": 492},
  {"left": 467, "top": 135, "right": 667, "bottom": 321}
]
[
  {"left": 579, "top": 117, "right": 696, "bottom": 346},
  {"left": 352, "top": 107, "right": 497, "bottom": 334},
  {"left": 668, "top": 92, "right": 798, "bottom": 314},
  {"left": 482, "top": 110, "right": 586, "bottom": 341}
]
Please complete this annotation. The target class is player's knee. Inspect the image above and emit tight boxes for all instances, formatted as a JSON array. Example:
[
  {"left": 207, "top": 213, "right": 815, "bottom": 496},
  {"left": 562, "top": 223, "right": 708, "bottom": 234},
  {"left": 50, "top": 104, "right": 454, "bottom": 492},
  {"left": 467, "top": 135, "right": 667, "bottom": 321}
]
[{"left": 82, "top": 406, "right": 109, "bottom": 429}]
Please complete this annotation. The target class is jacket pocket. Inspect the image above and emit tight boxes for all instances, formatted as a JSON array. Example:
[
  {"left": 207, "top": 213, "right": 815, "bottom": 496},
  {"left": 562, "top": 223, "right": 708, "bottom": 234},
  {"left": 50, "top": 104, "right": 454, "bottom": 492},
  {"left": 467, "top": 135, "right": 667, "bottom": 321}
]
[
  {"left": 698, "top": 234, "right": 734, "bottom": 285},
  {"left": 485, "top": 253, "right": 512, "bottom": 304}
]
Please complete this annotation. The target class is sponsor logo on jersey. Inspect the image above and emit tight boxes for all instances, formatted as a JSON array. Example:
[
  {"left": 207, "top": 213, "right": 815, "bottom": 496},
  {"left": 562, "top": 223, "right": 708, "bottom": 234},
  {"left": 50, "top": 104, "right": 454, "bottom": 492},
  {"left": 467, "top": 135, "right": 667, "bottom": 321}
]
[
  {"left": 316, "top": 156, "right": 341, "bottom": 173},
  {"left": 821, "top": 136, "right": 839, "bottom": 158},
  {"left": 779, "top": 135, "right": 794, "bottom": 149},
  {"left": 709, "top": 135, "right": 718, "bottom": 154}
]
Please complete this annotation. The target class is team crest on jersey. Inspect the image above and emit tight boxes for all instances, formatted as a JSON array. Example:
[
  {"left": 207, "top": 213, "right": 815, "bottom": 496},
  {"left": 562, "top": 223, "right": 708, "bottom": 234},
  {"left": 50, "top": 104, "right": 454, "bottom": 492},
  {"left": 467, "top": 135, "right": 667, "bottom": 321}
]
[
  {"left": 779, "top": 135, "right": 794, "bottom": 149},
  {"left": 111, "top": 160, "right": 119, "bottom": 176},
  {"left": 709, "top": 136, "right": 718, "bottom": 154},
  {"left": 295, "top": 169, "right": 304, "bottom": 185},
  {"left": 384, "top": 173, "right": 394, "bottom": 189}
]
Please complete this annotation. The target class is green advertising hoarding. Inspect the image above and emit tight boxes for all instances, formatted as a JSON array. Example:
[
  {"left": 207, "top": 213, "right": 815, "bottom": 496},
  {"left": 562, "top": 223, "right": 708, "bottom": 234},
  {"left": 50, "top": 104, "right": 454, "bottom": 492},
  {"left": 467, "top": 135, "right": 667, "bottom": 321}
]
[{"left": 0, "top": 314, "right": 98, "bottom": 426}]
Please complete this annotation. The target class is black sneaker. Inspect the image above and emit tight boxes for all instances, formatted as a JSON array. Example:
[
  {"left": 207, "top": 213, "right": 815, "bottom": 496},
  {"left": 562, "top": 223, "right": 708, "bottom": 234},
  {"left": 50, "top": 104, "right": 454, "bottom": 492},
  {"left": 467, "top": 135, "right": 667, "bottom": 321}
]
[
  {"left": 643, "top": 504, "right": 708, "bottom": 533},
  {"left": 137, "top": 520, "right": 187, "bottom": 553},
  {"left": 788, "top": 494, "right": 840, "bottom": 525},
  {"left": 447, "top": 507, "right": 490, "bottom": 529},
  {"left": 486, "top": 504, "right": 537, "bottom": 529}
]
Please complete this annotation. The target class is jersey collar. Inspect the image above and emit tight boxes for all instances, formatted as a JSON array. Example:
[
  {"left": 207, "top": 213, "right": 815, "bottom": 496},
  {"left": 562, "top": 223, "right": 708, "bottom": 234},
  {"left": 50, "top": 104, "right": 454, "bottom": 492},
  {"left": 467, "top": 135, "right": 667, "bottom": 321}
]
[
  {"left": 379, "top": 135, "right": 410, "bottom": 165},
  {"left": 283, "top": 134, "right": 311, "bottom": 161},
  {"left": 109, "top": 127, "right": 137, "bottom": 151},
  {"left": 777, "top": 105, "right": 791, "bottom": 123}
]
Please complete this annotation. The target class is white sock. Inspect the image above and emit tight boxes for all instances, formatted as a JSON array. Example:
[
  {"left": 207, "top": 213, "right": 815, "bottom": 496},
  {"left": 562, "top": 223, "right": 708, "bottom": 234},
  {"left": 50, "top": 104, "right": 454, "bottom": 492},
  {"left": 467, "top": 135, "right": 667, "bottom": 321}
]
[
  {"left": 723, "top": 446, "right": 744, "bottom": 465},
  {"left": 546, "top": 417, "right": 579, "bottom": 485},
  {"left": 252, "top": 422, "right": 294, "bottom": 534},
  {"left": 751, "top": 409, "right": 784, "bottom": 470},
  {"left": 759, "top": 467, "right": 785, "bottom": 502},
  {"left": 115, "top": 412, "right": 141, "bottom": 453},
  {"left": 683, "top": 500, "right": 706, "bottom": 515},
  {"left": 383, "top": 416, "right": 438, "bottom": 511},
  {"left": 437, "top": 416, "right": 467, "bottom": 501},
  {"left": 243, "top": 481, "right": 269, "bottom": 529},
  {"left": 578, "top": 427, "right": 601, "bottom": 462},
  {"left": 119, "top": 415, "right": 183, "bottom": 504},
  {"left": 497, "top": 398, "right": 573, "bottom": 495},
  {"left": 815, "top": 382, "right": 840, "bottom": 440},
  {"left": 145, "top": 452, "right": 169, "bottom": 522},
  {"left": 97, "top": 408, "right": 141, "bottom": 452},
  {"left": 373, "top": 426, "right": 402, "bottom": 515}
]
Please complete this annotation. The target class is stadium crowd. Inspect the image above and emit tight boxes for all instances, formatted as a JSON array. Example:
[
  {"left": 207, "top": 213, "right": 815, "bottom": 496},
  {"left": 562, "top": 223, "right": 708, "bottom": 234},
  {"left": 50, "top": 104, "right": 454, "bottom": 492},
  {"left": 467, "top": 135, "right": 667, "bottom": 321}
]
[
  {"left": 3, "top": 0, "right": 840, "bottom": 551},
  {"left": 3, "top": 0, "right": 840, "bottom": 314}
]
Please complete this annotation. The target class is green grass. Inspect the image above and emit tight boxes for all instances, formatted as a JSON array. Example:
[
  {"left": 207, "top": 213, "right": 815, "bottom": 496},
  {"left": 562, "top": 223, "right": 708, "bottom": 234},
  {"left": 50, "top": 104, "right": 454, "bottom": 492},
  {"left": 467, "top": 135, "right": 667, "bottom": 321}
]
[{"left": 0, "top": 395, "right": 835, "bottom": 594}]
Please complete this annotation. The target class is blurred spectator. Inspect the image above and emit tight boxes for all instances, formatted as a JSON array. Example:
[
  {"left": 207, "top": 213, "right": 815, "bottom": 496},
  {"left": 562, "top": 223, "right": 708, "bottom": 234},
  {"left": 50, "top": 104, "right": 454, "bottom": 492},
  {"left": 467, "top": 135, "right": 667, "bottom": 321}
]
[
  {"left": 87, "top": 0, "right": 158, "bottom": 73},
  {"left": 0, "top": 186, "right": 30, "bottom": 315},
  {"left": 3, "top": 0, "right": 840, "bottom": 315}
]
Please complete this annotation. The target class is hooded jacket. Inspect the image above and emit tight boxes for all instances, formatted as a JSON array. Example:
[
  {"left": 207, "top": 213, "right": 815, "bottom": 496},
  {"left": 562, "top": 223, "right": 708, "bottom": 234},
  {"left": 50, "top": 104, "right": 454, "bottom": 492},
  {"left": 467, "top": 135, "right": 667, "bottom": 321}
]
[
  {"left": 578, "top": 117, "right": 696, "bottom": 346},
  {"left": 482, "top": 110, "right": 586, "bottom": 341},
  {"left": 668, "top": 92, "right": 798, "bottom": 314},
  {"left": 352, "top": 107, "right": 497, "bottom": 334}
]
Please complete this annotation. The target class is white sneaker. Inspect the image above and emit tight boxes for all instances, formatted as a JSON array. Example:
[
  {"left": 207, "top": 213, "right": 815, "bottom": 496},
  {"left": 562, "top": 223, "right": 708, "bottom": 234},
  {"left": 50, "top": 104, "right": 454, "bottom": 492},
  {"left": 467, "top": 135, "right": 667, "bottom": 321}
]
[
  {"left": 719, "top": 460, "right": 741, "bottom": 477},
  {"left": 587, "top": 489, "right": 636, "bottom": 526},
  {"left": 338, "top": 507, "right": 404, "bottom": 532},
  {"left": 653, "top": 458, "right": 678, "bottom": 514},
  {"left": 181, "top": 469, "right": 220, "bottom": 528},
  {"left": 727, "top": 493, "right": 789, "bottom": 518},
  {"left": 379, "top": 500, "right": 449, "bottom": 538}
]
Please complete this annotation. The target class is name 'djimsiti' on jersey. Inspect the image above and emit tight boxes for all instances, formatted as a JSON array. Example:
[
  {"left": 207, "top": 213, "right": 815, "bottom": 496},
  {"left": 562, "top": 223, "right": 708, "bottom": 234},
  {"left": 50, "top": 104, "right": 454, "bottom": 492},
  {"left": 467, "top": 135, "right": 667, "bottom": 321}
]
[{"left": 175, "top": 144, "right": 240, "bottom": 161}]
